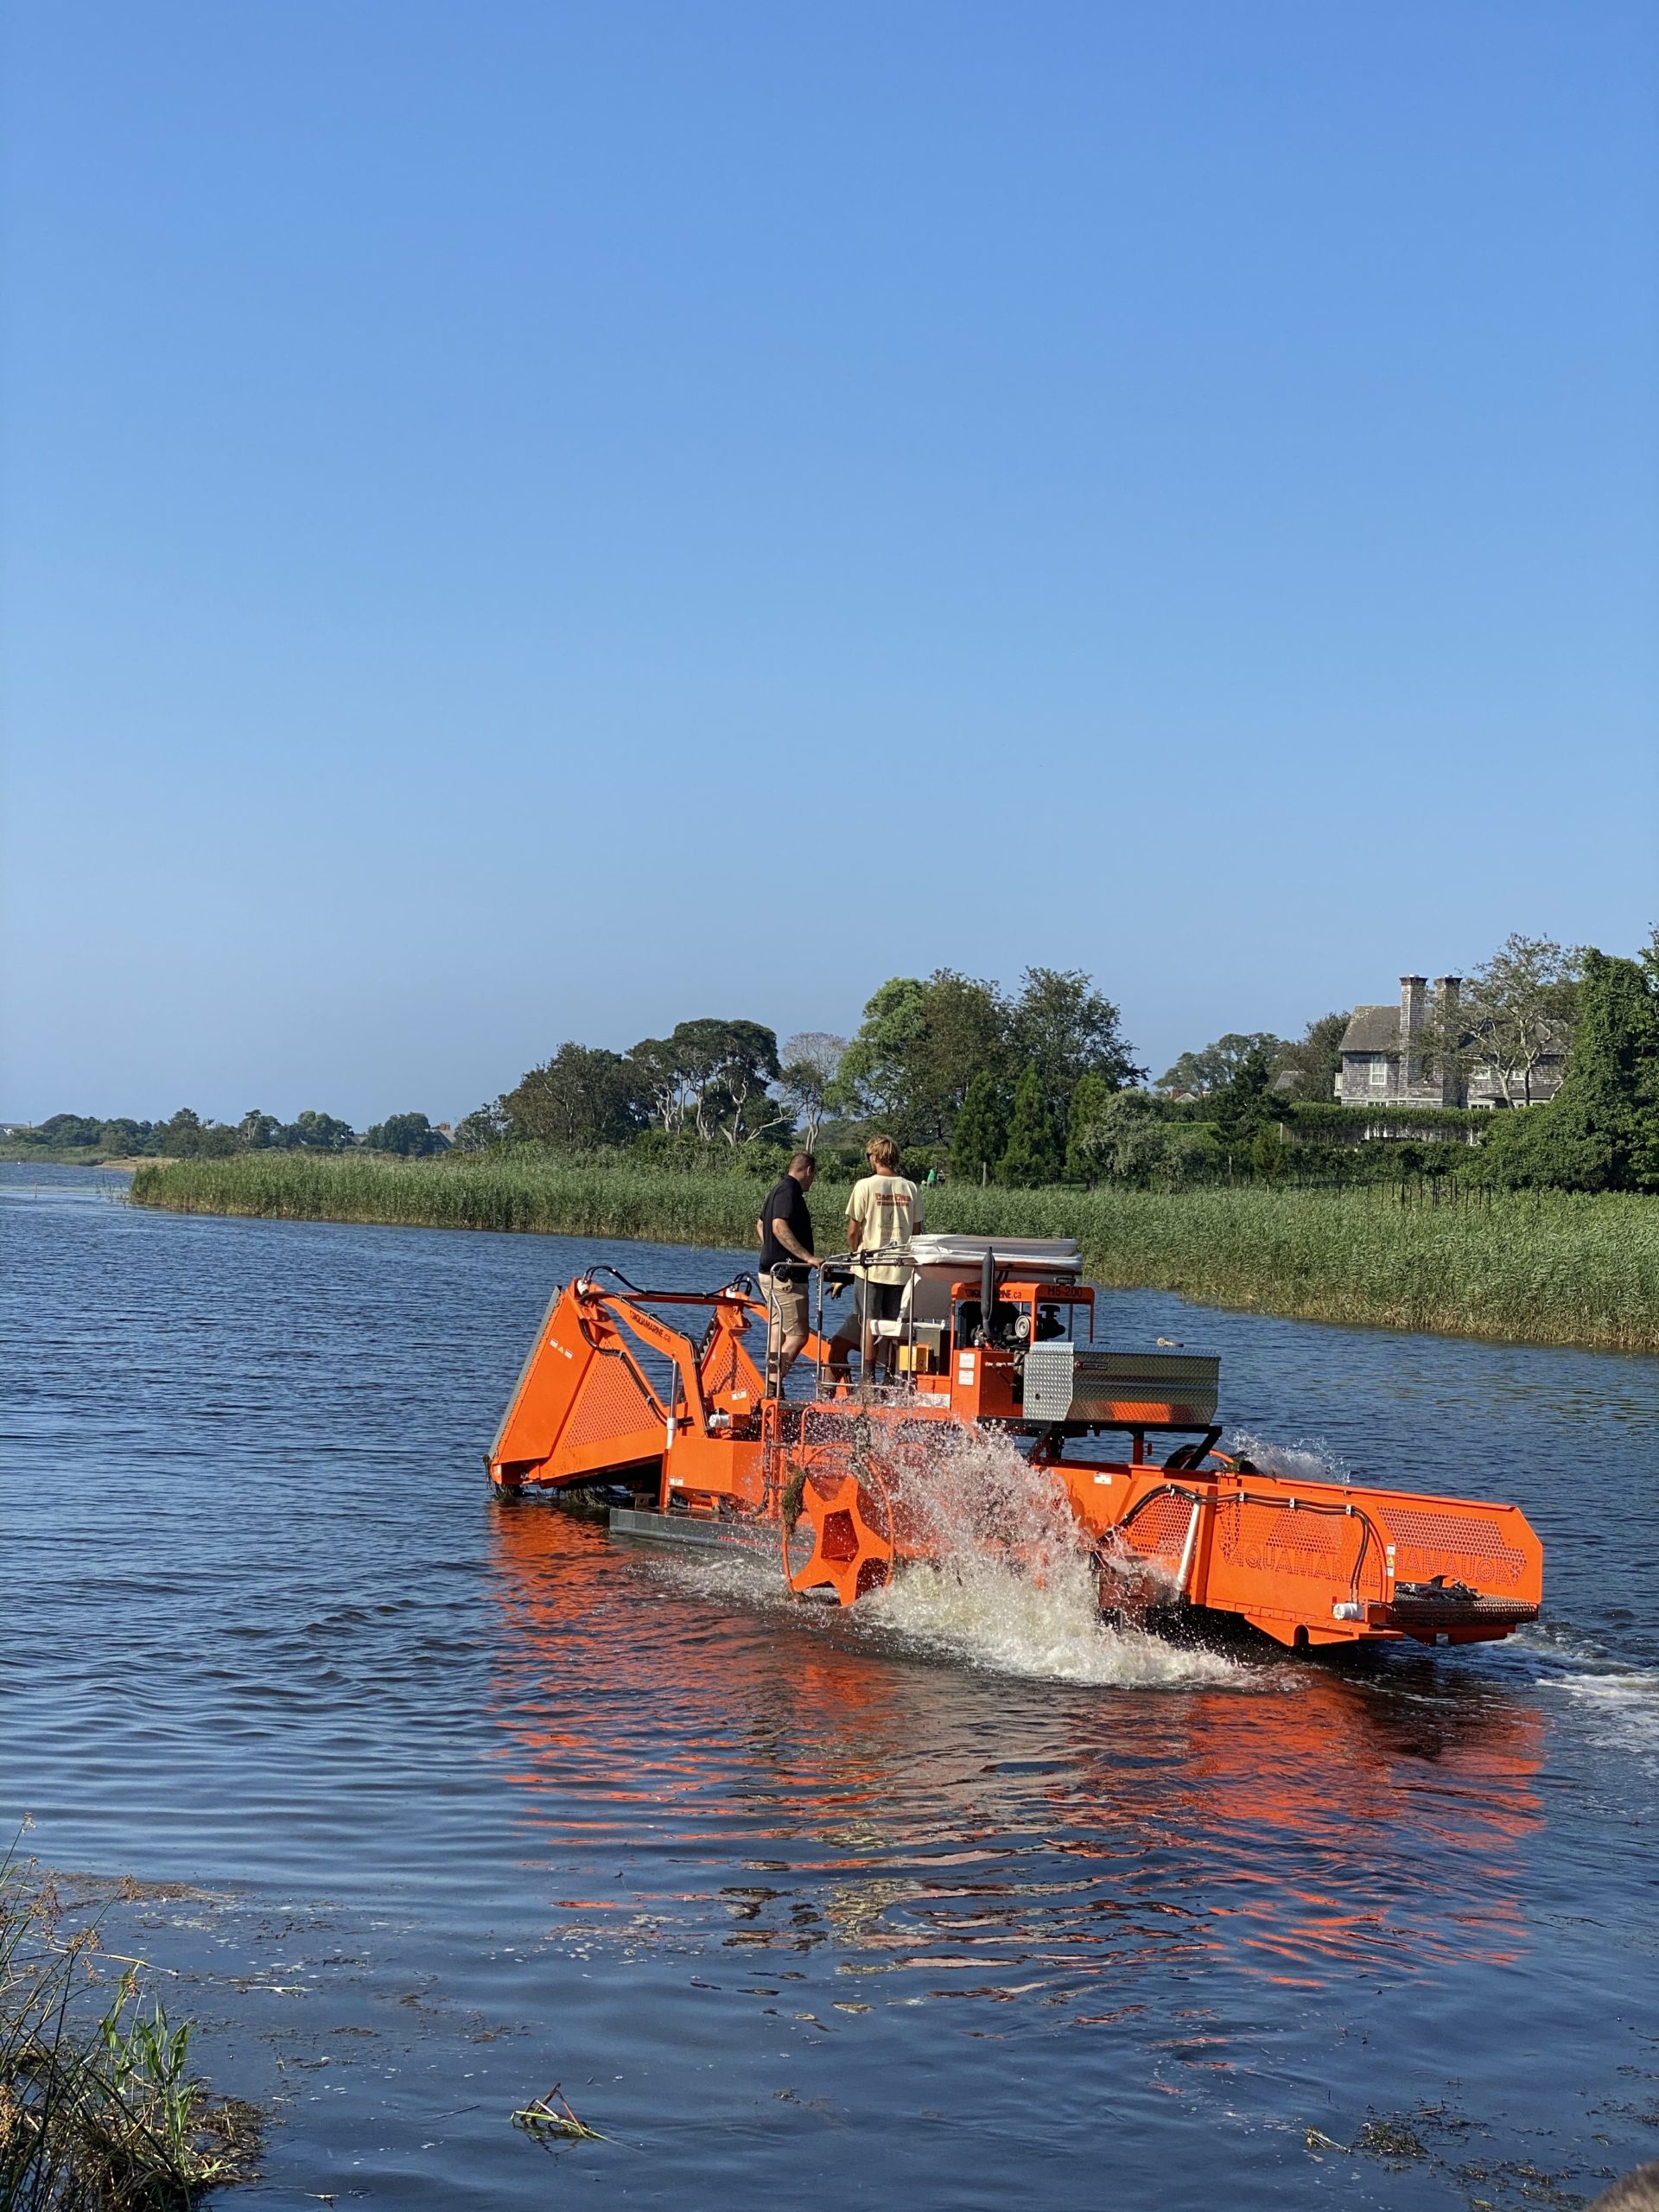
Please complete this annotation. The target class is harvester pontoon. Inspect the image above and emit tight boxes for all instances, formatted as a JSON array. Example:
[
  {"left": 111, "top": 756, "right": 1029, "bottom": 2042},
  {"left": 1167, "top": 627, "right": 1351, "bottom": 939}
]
[{"left": 486, "top": 1236, "right": 1542, "bottom": 1651}]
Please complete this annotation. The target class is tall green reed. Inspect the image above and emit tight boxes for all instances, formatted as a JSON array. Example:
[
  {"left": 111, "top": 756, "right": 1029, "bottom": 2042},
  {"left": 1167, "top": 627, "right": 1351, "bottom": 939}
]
[{"left": 128, "top": 1153, "right": 1659, "bottom": 1352}]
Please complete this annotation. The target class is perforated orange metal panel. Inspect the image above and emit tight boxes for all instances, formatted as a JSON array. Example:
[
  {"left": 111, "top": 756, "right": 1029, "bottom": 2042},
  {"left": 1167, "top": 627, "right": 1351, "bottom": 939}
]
[
  {"left": 1380, "top": 1506, "right": 1532, "bottom": 1591},
  {"left": 1122, "top": 1493, "right": 1193, "bottom": 1565},
  {"left": 560, "top": 1352, "right": 660, "bottom": 1452},
  {"left": 701, "top": 1332, "right": 743, "bottom": 1401}
]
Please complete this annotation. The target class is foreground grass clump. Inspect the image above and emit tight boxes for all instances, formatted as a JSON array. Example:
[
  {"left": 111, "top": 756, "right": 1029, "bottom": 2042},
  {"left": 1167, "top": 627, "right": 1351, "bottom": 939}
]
[
  {"left": 1, "top": 1846, "right": 260, "bottom": 2209},
  {"left": 129, "top": 1153, "right": 1659, "bottom": 1352}
]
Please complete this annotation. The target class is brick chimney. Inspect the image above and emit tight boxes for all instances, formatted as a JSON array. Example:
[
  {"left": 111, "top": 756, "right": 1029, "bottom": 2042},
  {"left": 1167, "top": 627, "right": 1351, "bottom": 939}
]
[{"left": 1432, "top": 977, "right": 1461, "bottom": 1106}]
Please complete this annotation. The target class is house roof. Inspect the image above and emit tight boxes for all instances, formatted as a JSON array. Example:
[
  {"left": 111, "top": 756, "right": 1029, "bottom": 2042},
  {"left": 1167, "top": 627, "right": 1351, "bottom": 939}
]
[{"left": 1339, "top": 1006, "right": 1402, "bottom": 1055}]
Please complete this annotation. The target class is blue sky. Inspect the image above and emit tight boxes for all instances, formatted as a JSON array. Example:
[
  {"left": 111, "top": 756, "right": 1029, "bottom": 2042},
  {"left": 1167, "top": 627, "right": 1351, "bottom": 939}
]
[{"left": 3, "top": 0, "right": 1655, "bottom": 1124}]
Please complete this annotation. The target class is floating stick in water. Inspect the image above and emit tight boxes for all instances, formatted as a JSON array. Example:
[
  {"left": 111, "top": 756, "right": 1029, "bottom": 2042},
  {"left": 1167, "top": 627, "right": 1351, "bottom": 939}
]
[{"left": 510, "top": 2082, "right": 607, "bottom": 2142}]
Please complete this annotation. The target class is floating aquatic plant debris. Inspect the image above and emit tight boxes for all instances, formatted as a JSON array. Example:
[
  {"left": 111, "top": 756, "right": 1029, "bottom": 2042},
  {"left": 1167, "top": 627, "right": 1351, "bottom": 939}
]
[
  {"left": 510, "top": 2082, "right": 607, "bottom": 2141},
  {"left": 1354, "top": 2118, "right": 1427, "bottom": 2159}
]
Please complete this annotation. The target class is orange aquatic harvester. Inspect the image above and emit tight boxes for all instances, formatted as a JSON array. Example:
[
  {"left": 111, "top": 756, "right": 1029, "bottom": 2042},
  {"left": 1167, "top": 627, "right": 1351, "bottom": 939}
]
[{"left": 487, "top": 1236, "right": 1542, "bottom": 1651}]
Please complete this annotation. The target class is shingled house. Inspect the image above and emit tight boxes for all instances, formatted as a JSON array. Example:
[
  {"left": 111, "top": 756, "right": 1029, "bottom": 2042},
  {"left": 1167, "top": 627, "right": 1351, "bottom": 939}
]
[{"left": 1337, "top": 976, "right": 1566, "bottom": 1109}]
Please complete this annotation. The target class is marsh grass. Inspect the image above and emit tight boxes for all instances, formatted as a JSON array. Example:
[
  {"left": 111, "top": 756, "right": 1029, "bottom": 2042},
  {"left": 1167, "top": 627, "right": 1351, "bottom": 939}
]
[
  {"left": 1, "top": 1844, "right": 260, "bottom": 2210},
  {"left": 128, "top": 1152, "right": 1659, "bottom": 1352}
]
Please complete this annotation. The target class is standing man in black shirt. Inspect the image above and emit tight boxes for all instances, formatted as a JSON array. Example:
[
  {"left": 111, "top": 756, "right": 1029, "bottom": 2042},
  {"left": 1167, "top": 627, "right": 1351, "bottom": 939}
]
[{"left": 756, "top": 1151, "right": 821, "bottom": 1389}]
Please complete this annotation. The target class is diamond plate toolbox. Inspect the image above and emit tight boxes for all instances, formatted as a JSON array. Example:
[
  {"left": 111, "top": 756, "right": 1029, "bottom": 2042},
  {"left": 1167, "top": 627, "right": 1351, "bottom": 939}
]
[{"left": 1022, "top": 1345, "right": 1221, "bottom": 1427}]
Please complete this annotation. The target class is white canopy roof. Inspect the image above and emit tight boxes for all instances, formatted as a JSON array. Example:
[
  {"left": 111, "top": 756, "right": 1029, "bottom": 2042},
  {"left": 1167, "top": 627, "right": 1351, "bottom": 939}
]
[{"left": 907, "top": 1233, "right": 1083, "bottom": 1276}]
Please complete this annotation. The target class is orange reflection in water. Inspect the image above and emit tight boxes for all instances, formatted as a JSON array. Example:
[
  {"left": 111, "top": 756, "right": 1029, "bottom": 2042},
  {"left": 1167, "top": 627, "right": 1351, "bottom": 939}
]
[{"left": 485, "top": 1501, "right": 1542, "bottom": 2022}]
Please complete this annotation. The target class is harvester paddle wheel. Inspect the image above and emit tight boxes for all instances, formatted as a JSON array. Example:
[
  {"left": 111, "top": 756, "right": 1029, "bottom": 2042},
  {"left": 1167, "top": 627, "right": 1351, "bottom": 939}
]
[{"left": 784, "top": 1465, "right": 894, "bottom": 1606}]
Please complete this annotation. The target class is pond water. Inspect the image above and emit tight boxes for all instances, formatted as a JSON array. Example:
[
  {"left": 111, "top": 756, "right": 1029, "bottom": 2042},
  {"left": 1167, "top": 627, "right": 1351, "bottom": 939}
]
[{"left": 4, "top": 1163, "right": 1657, "bottom": 2209}]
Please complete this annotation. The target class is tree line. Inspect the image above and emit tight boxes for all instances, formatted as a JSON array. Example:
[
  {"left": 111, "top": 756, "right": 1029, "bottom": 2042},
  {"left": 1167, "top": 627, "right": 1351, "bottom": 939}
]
[
  {"left": 467, "top": 967, "right": 1144, "bottom": 1183},
  {"left": 17, "top": 930, "right": 1657, "bottom": 1194},
  {"left": 10, "top": 1106, "right": 448, "bottom": 1159},
  {"left": 461, "top": 930, "right": 1659, "bottom": 1194}
]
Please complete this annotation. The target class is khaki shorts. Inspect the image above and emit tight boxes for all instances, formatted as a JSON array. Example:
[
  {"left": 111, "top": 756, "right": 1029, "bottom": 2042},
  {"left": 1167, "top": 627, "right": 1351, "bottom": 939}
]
[{"left": 760, "top": 1269, "right": 810, "bottom": 1338}]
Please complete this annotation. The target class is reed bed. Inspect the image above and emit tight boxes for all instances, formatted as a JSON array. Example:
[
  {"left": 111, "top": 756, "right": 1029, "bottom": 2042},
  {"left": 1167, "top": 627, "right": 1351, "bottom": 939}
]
[{"left": 128, "top": 1153, "right": 1659, "bottom": 1352}]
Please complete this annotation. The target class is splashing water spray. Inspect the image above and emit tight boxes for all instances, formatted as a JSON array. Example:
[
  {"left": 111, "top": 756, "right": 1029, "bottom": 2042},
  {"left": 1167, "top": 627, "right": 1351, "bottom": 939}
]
[{"left": 856, "top": 1421, "right": 1240, "bottom": 1688}]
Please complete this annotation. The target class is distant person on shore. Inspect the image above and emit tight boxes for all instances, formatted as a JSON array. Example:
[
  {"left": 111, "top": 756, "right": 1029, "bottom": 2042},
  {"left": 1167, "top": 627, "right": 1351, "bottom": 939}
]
[
  {"left": 830, "top": 1136, "right": 922, "bottom": 1383},
  {"left": 756, "top": 1152, "right": 823, "bottom": 1389}
]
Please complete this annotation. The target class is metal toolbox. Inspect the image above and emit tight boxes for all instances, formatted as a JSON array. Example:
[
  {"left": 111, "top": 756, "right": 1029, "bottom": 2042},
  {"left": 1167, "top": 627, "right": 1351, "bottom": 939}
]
[{"left": 1022, "top": 1345, "right": 1220, "bottom": 1427}]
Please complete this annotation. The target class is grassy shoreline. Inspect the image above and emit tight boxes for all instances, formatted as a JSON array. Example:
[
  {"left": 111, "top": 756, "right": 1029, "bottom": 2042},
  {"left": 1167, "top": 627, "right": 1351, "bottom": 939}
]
[
  {"left": 127, "top": 1153, "right": 1659, "bottom": 1353},
  {"left": 2, "top": 1847, "right": 262, "bottom": 2203}
]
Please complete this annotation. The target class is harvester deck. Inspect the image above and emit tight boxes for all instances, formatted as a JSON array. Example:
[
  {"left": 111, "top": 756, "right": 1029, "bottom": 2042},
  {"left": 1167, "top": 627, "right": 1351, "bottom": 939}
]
[{"left": 487, "top": 1242, "right": 1542, "bottom": 1653}]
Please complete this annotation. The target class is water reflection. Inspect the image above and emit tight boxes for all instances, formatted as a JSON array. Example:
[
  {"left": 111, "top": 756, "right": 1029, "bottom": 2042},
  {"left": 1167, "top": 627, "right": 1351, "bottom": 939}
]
[
  {"left": 485, "top": 1499, "right": 1541, "bottom": 2016},
  {"left": 10, "top": 1179, "right": 1654, "bottom": 2209}
]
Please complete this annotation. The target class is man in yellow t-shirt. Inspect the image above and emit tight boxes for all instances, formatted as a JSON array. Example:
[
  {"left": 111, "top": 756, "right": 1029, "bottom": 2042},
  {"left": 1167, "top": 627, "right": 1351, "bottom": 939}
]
[{"left": 830, "top": 1135, "right": 922, "bottom": 1381}]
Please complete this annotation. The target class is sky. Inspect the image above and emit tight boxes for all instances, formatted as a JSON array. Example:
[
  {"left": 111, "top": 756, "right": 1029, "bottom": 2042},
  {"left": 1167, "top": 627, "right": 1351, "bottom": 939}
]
[{"left": 2, "top": 0, "right": 1656, "bottom": 1126}]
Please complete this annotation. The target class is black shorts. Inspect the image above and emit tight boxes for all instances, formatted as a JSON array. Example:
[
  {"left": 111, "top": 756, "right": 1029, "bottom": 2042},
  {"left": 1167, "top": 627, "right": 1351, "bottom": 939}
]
[{"left": 833, "top": 1276, "right": 904, "bottom": 1341}]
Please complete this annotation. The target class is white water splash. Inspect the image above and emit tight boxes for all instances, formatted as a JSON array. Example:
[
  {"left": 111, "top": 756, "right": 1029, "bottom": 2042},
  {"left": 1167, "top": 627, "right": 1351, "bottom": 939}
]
[
  {"left": 1226, "top": 1430, "right": 1353, "bottom": 1486},
  {"left": 855, "top": 1421, "right": 1243, "bottom": 1689},
  {"left": 1515, "top": 1623, "right": 1659, "bottom": 1773},
  {"left": 1551, "top": 1673, "right": 1659, "bottom": 1770}
]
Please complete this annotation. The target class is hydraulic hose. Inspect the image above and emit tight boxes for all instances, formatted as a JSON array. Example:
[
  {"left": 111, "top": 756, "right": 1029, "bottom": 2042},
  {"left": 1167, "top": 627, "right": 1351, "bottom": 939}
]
[{"left": 1116, "top": 1481, "right": 1386, "bottom": 1606}]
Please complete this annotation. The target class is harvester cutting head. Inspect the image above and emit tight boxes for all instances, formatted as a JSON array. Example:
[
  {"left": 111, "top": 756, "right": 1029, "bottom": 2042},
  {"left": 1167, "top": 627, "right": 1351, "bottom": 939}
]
[{"left": 486, "top": 1242, "right": 1542, "bottom": 1654}]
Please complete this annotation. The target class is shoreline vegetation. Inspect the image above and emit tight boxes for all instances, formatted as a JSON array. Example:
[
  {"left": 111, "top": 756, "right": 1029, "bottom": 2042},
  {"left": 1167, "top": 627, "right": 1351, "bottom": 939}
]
[
  {"left": 1, "top": 1844, "right": 261, "bottom": 2205},
  {"left": 128, "top": 1153, "right": 1659, "bottom": 1354}
]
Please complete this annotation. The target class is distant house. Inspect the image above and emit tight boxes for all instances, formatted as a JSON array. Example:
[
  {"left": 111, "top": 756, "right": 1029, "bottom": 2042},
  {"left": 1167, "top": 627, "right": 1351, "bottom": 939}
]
[{"left": 1337, "top": 976, "right": 1566, "bottom": 1109}]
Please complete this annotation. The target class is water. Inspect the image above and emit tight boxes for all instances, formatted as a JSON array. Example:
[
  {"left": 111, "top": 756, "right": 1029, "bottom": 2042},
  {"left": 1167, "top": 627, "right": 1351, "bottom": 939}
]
[{"left": 4, "top": 1162, "right": 1657, "bottom": 2209}]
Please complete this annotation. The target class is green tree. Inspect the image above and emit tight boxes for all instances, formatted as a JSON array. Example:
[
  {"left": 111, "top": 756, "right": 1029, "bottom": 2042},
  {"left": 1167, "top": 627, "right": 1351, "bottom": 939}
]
[
  {"left": 1480, "top": 951, "right": 1659, "bottom": 1192},
  {"left": 912, "top": 972, "right": 1012, "bottom": 1139},
  {"left": 626, "top": 1037, "right": 692, "bottom": 1133},
  {"left": 1064, "top": 1071, "right": 1112, "bottom": 1180},
  {"left": 1009, "top": 968, "right": 1141, "bottom": 1116},
  {"left": 1420, "top": 935, "right": 1584, "bottom": 1105},
  {"left": 707, "top": 1019, "right": 785, "bottom": 1147},
  {"left": 33, "top": 1114, "right": 104, "bottom": 1147},
  {"left": 238, "top": 1109, "right": 283, "bottom": 1149},
  {"left": 658, "top": 1020, "right": 731, "bottom": 1141},
  {"left": 1271, "top": 1013, "right": 1351, "bottom": 1104},
  {"left": 287, "top": 1109, "right": 355, "bottom": 1150},
  {"left": 364, "top": 1111, "right": 448, "bottom": 1156},
  {"left": 950, "top": 1071, "right": 1008, "bottom": 1183},
  {"left": 158, "top": 1108, "right": 240, "bottom": 1157},
  {"left": 999, "top": 1065, "right": 1061, "bottom": 1187},
  {"left": 450, "top": 1101, "right": 509, "bottom": 1152},
  {"left": 651, "top": 1019, "right": 784, "bottom": 1145},
  {"left": 833, "top": 966, "right": 1135, "bottom": 1147},
  {"left": 1157, "top": 1032, "right": 1285, "bottom": 1096},
  {"left": 832, "top": 977, "right": 929, "bottom": 1134},
  {"left": 505, "top": 1045, "right": 645, "bottom": 1148},
  {"left": 1207, "top": 1043, "right": 1279, "bottom": 1147},
  {"left": 832, "top": 973, "right": 1007, "bottom": 1144}
]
